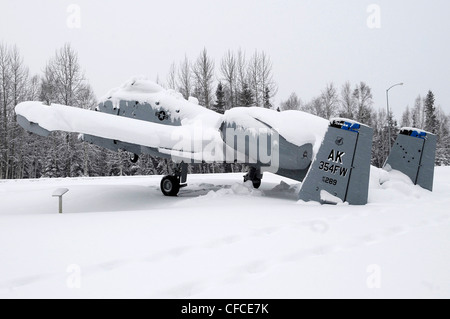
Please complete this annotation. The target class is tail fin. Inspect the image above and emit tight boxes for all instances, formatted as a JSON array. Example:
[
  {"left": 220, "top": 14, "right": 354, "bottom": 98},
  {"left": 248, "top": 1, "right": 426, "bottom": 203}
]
[
  {"left": 384, "top": 128, "right": 436, "bottom": 191},
  {"left": 298, "top": 119, "right": 373, "bottom": 205}
]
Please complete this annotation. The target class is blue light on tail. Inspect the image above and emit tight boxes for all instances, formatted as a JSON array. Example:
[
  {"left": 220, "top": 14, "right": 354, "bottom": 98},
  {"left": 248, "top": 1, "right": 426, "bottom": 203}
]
[
  {"left": 342, "top": 122, "right": 360, "bottom": 132},
  {"left": 411, "top": 131, "right": 427, "bottom": 139}
]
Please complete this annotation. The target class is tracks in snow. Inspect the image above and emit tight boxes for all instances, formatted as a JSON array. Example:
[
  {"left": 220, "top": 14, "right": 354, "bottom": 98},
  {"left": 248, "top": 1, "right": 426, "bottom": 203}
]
[{"left": 1, "top": 211, "right": 448, "bottom": 297}]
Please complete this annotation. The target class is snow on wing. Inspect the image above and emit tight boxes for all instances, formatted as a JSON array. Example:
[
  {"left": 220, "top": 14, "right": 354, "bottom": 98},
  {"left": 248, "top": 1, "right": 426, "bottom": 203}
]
[{"left": 14, "top": 102, "right": 221, "bottom": 153}]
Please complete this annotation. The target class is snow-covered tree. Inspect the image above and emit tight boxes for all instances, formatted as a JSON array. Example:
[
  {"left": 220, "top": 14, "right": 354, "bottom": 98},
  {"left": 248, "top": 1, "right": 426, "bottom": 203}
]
[
  {"left": 0, "top": 43, "right": 12, "bottom": 179},
  {"left": 263, "top": 86, "right": 272, "bottom": 109},
  {"left": 238, "top": 82, "right": 254, "bottom": 107},
  {"left": 412, "top": 95, "right": 425, "bottom": 129},
  {"left": 259, "top": 52, "right": 277, "bottom": 108},
  {"left": 0, "top": 44, "right": 31, "bottom": 179},
  {"left": 166, "top": 62, "right": 177, "bottom": 90},
  {"left": 220, "top": 50, "right": 237, "bottom": 109},
  {"left": 247, "top": 50, "right": 277, "bottom": 108},
  {"left": 353, "top": 82, "right": 374, "bottom": 126},
  {"left": 177, "top": 55, "right": 193, "bottom": 100},
  {"left": 192, "top": 48, "right": 215, "bottom": 108},
  {"left": 301, "top": 96, "right": 324, "bottom": 117},
  {"left": 236, "top": 50, "right": 247, "bottom": 97},
  {"left": 280, "top": 92, "right": 301, "bottom": 111},
  {"left": 424, "top": 90, "right": 438, "bottom": 134},
  {"left": 401, "top": 106, "right": 412, "bottom": 128},
  {"left": 371, "top": 108, "right": 398, "bottom": 168},
  {"left": 212, "top": 82, "right": 225, "bottom": 114},
  {"left": 248, "top": 51, "right": 261, "bottom": 107},
  {"left": 435, "top": 107, "right": 450, "bottom": 166},
  {"left": 339, "top": 81, "right": 356, "bottom": 119},
  {"left": 321, "top": 82, "right": 339, "bottom": 119},
  {"left": 40, "top": 43, "right": 97, "bottom": 178}
]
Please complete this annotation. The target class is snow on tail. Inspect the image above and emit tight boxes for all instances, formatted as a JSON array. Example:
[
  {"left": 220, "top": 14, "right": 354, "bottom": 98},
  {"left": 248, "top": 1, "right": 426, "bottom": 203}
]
[
  {"left": 298, "top": 119, "right": 373, "bottom": 205},
  {"left": 384, "top": 128, "right": 437, "bottom": 191}
]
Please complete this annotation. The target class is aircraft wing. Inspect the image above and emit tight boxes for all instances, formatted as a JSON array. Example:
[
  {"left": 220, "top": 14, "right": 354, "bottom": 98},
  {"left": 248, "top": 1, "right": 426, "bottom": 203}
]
[{"left": 15, "top": 101, "right": 233, "bottom": 163}]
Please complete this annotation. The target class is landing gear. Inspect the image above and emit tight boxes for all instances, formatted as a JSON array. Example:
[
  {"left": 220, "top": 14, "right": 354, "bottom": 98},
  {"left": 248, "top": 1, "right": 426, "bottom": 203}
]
[
  {"left": 161, "top": 175, "right": 180, "bottom": 196},
  {"left": 130, "top": 153, "right": 139, "bottom": 163},
  {"left": 251, "top": 179, "right": 261, "bottom": 189},
  {"left": 244, "top": 167, "right": 263, "bottom": 189},
  {"left": 160, "top": 162, "right": 188, "bottom": 196}
]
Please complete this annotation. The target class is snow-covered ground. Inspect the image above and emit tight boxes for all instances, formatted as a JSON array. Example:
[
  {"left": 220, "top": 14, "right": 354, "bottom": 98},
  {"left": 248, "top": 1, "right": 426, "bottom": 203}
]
[{"left": 0, "top": 167, "right": 449, "bottom": 299}]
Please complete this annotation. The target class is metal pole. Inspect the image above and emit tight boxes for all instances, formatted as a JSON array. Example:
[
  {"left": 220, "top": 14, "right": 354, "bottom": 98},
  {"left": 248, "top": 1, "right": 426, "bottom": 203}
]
[
  {"left": 52, "top": 188, "right": 68, "bottom": 214},
  {"left": 386, "top": 83, "right": 404, "bottom": 151},
  {"left": 386, "top": 89, "right": 391, "bottom": 150}
]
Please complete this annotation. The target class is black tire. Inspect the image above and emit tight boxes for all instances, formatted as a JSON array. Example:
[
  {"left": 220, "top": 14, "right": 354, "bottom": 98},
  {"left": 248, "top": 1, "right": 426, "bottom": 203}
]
[
  {"left": 160, "top": 175, "right": 180, "bottom": 196},
  {"left": 130, "top": 153, "right": 139, "bottom": 163},
  {"left": 243, "top": 174, "right": 261, "bottom": 189},
  {"left": 252, "top": 179, "right": 261, "bottom": 189}
]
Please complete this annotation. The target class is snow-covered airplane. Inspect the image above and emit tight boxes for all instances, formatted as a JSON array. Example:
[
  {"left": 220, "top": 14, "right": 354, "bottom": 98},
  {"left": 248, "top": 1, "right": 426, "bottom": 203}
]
[{"left": 15, "top": 78, "right": 437, "bottom": 205}]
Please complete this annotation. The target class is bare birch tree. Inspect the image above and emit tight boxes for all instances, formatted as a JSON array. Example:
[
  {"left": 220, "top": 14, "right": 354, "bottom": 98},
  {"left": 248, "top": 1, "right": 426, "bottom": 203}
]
[
  {"left": 0, "top": 43, "right": 11, "bottom": 178},
  {"left": 259, "top": 51, "right": 277, "bottom": 108},
  {"left": 43, "top": 43, "right": 85, "bottom": 106},
  {"left": 192, "top": 48, "right": 215, "bottom": 108},
  {"left": 320, "top": 82, "right": 339, "bottom": 119},
  {"left": 248, "top": 51, "right": 261, "bottom": 107},
  {"left": 177, "top": 55, "right": 193, "bottom": 99},
  {"left": 166, "top": 62, "right": 177, "bottom": 90},
  {"left": 280, "top": 92, "right": 301, "bottom": 111},
  {"left": 220, "top": 50, "right": 237, "bottom": 109},
  {"left": 353, "top": 82, "right": 374, "bottom": 126},
  {"left": 339, "top": 81, "right": 356, "bottom": 119}
]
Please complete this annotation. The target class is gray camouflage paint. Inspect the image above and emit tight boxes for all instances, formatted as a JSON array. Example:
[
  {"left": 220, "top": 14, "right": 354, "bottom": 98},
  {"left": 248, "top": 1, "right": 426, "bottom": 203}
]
[
  {"left": 298, "top": 120, "right": 373, "bottom": 205},
  {"left": 384, "top": 129, "right": 436, "bottom": 191}
]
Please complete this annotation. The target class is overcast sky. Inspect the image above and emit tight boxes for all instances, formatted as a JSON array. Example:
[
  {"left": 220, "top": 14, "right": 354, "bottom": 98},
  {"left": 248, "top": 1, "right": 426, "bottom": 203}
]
[{"left": 1, "top": 0, "right": 449, "bottom": 119}]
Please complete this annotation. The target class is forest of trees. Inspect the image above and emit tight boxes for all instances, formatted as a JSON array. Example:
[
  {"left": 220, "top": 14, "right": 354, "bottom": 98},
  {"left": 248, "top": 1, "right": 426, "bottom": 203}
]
[
  {"left": 0, "top": 42, "right": 449, "bottom": 180},
  {"left": 279, "top": 83, "right": 450, "bottom": 167},
  {"left": 165, "top": 48, "right": 277, "bottom": 111}
]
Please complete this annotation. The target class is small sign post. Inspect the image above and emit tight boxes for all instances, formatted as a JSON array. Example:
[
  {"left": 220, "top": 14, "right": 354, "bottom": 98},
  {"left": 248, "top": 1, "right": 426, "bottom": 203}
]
[{"left": 52, "top": 188, "right": 69, "bottom": 214}]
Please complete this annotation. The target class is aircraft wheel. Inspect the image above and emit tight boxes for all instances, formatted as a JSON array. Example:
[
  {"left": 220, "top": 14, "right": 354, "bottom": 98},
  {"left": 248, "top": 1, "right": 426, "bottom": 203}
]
[
  {"left": 244, "top": 167, "right": 262, "bottom": 189},
  {"left": 252, "top": 179, "right": 261, "bottom": 189},
  {"left": 130, "top": 153, "right": 139, "bottom": 163},
  {"left": 161, "top": 175, "right": 180, "bottom": 196}
]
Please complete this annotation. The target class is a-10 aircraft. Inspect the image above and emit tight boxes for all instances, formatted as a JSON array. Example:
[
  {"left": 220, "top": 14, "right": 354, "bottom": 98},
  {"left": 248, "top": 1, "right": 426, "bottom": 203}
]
[{"left": 15, "top": 78, "right": 436, "bottom": 205}]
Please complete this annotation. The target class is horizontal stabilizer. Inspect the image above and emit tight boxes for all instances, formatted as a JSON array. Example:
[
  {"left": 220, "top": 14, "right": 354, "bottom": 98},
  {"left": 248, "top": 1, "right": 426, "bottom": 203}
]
[
  {"left": 298, "top": 119, "right": 373, "bottom": 205},
  {"left": 384, "top": 128, "right": 436, "bottom": 191}
]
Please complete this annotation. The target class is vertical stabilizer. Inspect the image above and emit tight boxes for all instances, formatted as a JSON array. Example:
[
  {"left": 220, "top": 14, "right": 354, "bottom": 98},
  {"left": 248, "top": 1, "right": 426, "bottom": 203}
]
[
  {"left": 384, "top": 128, "right": 436, "bottom": 191},
  {"left": 298, "top": 119, "right": 373, "bottom": 205}
]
